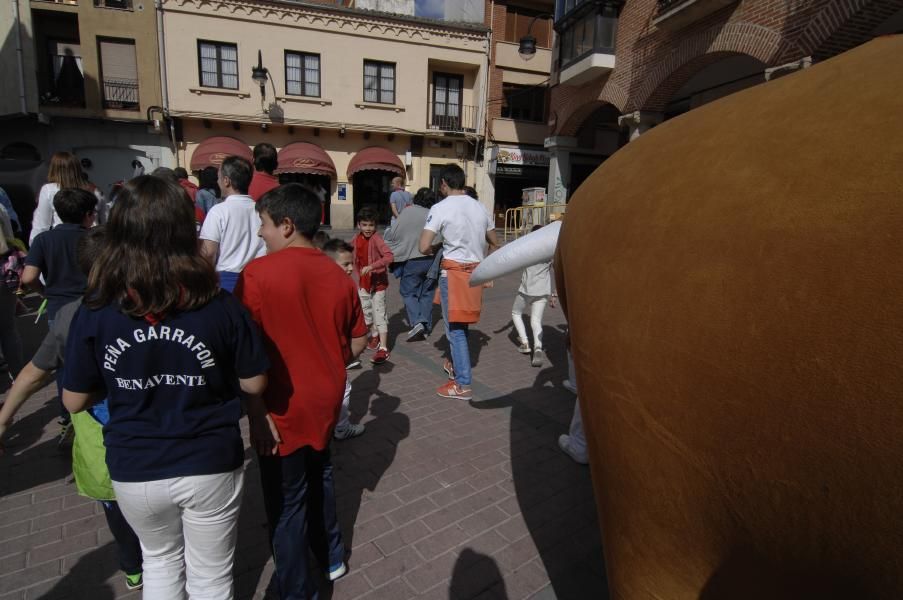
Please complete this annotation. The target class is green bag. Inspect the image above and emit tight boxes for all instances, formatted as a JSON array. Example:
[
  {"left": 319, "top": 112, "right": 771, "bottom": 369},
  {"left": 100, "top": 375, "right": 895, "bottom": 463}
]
[{"left": 70, "top": 411, "right": 115, "bottom": 501}]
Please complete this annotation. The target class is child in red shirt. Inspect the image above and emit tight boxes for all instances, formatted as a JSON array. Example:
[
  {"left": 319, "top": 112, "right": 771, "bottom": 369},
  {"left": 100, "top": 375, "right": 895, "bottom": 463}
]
[
  {"left": 235, "top": 184, "right": 368, "bottom": 598},
  {"left": 351, "top": 206, "right": 394, "bottom": 364}
]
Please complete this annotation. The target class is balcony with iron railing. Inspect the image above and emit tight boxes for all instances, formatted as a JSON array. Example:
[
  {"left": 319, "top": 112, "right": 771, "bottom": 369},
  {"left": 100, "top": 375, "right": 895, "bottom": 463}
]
[
  {"left": 102, "top": 78, "right": 140, "bottom": 110},
  {"left": 653, "top": 0, "right": 738, "bottom": 30},
  {"left": 427, "top": 103, "right": 479, "bottom": 134}
]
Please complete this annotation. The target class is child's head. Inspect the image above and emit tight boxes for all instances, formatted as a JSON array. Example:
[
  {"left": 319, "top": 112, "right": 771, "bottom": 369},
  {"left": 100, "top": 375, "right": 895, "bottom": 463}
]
[
  {"left": 86, "top": 175, "right": 217, "bottom": 317},
  {"left": 312, "top": 230, "right": 330, "bottom": 250},
  {"left": 413, "top": 187, "right": 436, "bottom": 209},
  {"left": 256, "top": 183, "right": 321, "bottom": 253},
  {"left": 47, "top": 151, "right": 86, "bottom": 189},
  {"left": 531, "top": 224, "right": 543, "bottom": 233},
  {"left": 356, "top": 206, "right": 378, "bottom": 238},
  {"left": 322, "top": 238, "right": 353, "bottom": 276},
  {"left": 76, "top": 225, "right": 105, "bottom": 276},
  {"left": 53, "top": 188, "right": 97, "bottom": 225}
]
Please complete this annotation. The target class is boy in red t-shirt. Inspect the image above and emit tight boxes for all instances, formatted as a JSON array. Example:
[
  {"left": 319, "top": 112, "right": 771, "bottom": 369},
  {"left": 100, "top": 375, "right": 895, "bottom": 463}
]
[
  {"left": 235, "top": 184, "right": 368, "bottom": 598},
  {"left": 351, "top": 206, "right": 394, "bottom": 364}
]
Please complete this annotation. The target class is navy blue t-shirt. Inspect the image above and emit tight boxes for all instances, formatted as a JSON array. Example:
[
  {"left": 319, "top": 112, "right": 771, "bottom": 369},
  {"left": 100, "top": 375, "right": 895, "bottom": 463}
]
[
  {"left": 64, "top": 291, "right": 269, "bottom": 483},
  {"left": 25, "top": 224, "right": 87, "bottom": 320}
]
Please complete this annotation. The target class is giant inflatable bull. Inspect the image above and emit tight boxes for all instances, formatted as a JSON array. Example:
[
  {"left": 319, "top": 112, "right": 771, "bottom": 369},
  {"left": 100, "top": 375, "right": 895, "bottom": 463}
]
[{"left": 479, "top": 34, "right": 903, "bottom": 599}]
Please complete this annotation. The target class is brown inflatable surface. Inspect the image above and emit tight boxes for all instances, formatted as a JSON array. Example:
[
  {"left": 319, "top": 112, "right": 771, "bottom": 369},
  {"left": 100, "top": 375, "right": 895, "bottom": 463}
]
[{"left": 556, "top": 36, "right": 903, "bottom": 600}]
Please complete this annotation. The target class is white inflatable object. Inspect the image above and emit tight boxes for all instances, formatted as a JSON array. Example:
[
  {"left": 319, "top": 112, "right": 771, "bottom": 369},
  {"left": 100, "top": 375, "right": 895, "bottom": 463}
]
[{"left": 471, "top": 221, "right": 561, "bottom": 286}]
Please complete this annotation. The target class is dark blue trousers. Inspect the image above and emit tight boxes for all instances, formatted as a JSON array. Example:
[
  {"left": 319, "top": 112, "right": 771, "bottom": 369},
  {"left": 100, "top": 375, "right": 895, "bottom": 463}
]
[
  {"left": 398, "top": 256, "right": 437, "bottom": 334},
  {"left": 100, "top": 500, "right": 143, "bottom": 575},
  {"left": 259, "top": 446, "right": 344, "bottom": 600}
]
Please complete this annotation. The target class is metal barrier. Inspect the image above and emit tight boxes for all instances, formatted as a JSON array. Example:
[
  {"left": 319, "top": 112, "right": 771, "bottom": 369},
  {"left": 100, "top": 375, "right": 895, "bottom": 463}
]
[{"left": 503, "top": 203, "right": 567, "bottom": 240}]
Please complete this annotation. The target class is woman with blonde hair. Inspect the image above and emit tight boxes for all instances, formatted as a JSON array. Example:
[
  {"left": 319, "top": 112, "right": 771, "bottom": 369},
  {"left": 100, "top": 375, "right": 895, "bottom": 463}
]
[{"left": 31, "top": 152, "right": 102, "bottom": 244}]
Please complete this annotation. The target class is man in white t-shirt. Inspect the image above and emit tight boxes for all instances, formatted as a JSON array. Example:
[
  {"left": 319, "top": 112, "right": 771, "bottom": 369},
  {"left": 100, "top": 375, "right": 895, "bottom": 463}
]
[
  {"left": 419, "top": 164, "right": 498, "bottom": 400},
  {"left": 200, "top": 156, "right": 266, "bottom": 292}
]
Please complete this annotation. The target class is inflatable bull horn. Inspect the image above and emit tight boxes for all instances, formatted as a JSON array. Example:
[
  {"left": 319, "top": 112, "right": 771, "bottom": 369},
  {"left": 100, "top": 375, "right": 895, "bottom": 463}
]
[
  {"left": 470, "top": 221, "right": 561, "bottom": 286},
  {"left": 554, "top": 35, "right": 903, "bottom": 599}
]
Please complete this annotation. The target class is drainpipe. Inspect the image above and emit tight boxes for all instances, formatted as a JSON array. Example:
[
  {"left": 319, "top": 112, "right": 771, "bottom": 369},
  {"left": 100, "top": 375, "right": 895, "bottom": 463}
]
[
  {"left": 155, "top": 0, "right": 178, "bottom": 166},
  {"left": 12, "top": 0, "right": 28, "bottom": 114}
]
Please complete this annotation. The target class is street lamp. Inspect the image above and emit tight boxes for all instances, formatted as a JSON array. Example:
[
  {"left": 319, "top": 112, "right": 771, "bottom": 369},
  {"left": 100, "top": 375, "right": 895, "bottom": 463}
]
[
  {"left": 251, "top": 50, "right": 269, "bottom": 102},
  {"left": 518, "top": 14, "right": 552, "bottom": 61}
]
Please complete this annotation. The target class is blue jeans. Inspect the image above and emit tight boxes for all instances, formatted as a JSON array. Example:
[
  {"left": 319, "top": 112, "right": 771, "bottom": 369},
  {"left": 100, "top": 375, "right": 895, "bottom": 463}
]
[
  {"left": 217, "top": 271, "right": 240, "bottom": 293},
  {"left": 399, "top": 257, "right": 436, "bottom": 334},
  {"left": 439, "top": 274, "right": 471, "bottom": 386},
  {"left": 259, "top": 446, "right": 344, "bottom": 600}
]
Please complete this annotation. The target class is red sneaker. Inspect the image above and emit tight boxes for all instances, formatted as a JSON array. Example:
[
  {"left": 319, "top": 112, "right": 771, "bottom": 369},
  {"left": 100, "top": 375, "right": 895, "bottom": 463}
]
[
  {"left": 366, "top": 335, "right": 380, "bottom": 351},
  {"left": 436, "top": 381, "right": 472, "bottom": 400},
  {"left": 371, "top": 347, "right": 390, "bottom": 364}
]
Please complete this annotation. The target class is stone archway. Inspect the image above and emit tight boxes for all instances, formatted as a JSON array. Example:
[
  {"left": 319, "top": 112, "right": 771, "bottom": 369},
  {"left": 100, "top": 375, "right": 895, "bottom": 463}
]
[
  {"left": 552, "top": 77, "right": 628, "bottom": 138},
  {"left": 784, "top": 0, "right": 903, "bottom": 62}
]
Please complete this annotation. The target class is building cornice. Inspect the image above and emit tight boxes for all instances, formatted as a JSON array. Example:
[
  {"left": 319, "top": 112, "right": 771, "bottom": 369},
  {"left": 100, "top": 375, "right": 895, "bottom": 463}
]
[{"left": 163, "top": 0, "right": 488, "bottom": 51}]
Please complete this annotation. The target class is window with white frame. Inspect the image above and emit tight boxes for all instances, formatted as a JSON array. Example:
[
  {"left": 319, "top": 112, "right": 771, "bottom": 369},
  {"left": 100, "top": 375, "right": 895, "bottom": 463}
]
[
  {"left": 285, "top": 51, "right": 320, "bottom": 97},
  {"left": 198, "top": 40, "right": 238, "bottom": 89},
  {"left": 363, "top": 60, "right": 395, "bottom": 104}
]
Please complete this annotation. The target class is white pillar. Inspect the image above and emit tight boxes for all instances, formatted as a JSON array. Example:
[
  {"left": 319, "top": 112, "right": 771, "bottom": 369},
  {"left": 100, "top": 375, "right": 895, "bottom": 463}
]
[
  {"left": 544, "top": 136, "right": 578, "bottom": 206},
  {"left": 617, "top": 111, "right": 664, "bottom": 142}
]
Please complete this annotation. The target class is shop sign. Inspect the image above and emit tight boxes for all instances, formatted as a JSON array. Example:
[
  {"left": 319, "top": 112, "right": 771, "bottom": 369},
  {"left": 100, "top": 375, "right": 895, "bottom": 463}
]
[{"left": 496, "top": 146, "right": 550, "bottom": 167}]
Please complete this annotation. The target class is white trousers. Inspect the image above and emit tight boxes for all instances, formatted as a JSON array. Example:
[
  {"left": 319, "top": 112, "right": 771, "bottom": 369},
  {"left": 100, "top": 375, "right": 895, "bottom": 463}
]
[
  {"left": 566, "top": 350, "right": 587, "bottom": 458},
  {"left": 358, "top": 289, "right": 388, "bottom": 334},
  {"left": 112, "top": 468, "right": 244, "bottom": 600},
  {"left": 511, "top": 293, "right": 548, "bottom": 349}
]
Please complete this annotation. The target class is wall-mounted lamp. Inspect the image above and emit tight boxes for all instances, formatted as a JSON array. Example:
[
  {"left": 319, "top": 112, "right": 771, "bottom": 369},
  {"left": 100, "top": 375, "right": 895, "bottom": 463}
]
[
  {"left": 518, "top": 14, "right": 553, "bottom": 61},
  {"left": 251, "top": 50, "right": 278, "bottom": 114},
  {"left": 339, "top": 127, "right": 346, "bottom": 138}
]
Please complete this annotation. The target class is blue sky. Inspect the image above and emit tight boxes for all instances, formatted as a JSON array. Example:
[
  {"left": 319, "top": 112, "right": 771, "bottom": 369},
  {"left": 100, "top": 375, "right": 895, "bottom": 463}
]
[{"left": 415, "top": 0, "right": 444, "bottom": 19}]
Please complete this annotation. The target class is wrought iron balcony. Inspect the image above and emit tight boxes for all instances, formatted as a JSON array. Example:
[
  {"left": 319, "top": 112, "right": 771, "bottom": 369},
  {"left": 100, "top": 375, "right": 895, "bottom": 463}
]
[
  {"left": 102, "top": 78, "right": 140, "bottom": 110},
  {"left": 428, "top": 103, "right": 478, "bottom": 134}
]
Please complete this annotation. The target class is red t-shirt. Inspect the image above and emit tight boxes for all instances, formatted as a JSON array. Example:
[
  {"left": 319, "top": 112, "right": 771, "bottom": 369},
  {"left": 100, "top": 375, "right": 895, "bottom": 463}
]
[
  {"left": 248, "top": 171, "right": 280, "bottom": 202},
  {"left": 235, "top": 247, "right": 368, "bottom": 454}
]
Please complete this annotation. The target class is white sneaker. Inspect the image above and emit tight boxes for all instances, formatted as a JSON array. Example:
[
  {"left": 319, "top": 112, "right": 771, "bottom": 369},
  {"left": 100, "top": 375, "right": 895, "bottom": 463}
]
[
  {"left": 328, "top": 562, "right": 347, "bottom": 582},
  {"left": 517, "top": 341, "right": 531, "bottom": 354},
  {"left": 531, "top": 348, "right": 544, "bottom": 367},
  {"left": 334, "top": 423, "right": 365, "bottom": 440},
  {"left": 558, "top": 434, "right": 588, "bottom": 465}
]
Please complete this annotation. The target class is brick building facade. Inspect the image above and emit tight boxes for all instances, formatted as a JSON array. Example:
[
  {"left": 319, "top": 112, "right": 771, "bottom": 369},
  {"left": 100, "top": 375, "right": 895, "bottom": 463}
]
[{"left": 545, "top": 0, "right": 903, "bottom": 204}]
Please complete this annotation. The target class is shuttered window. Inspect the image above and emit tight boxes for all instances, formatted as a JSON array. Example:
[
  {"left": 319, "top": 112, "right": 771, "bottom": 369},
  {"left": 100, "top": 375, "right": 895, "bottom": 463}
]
[{"left": 99, "top": 38, "right": 139, "bottom": 110}]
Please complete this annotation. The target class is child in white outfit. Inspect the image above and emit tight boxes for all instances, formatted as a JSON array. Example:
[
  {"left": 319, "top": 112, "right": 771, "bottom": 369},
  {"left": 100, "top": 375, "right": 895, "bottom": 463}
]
[
  {"left": 323, "top": 238, "right": 365, "bottom": 440},
  {"left": 511, "top": 226, "right": 555, "bottom": 367}
]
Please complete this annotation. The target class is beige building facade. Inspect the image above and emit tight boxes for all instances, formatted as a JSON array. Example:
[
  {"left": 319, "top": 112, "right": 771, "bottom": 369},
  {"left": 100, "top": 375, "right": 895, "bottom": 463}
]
[
  {"left": 162, "top": 0, "right": 490, "bottom": 228},
  {"left": 0, "top": 0, "right": 170, "bottom": 225}
]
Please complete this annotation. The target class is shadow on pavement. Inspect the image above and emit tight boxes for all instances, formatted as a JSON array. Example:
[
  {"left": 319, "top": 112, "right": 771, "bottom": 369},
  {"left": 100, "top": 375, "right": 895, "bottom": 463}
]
[
  {"left": 449, "top": 548, "right": 509, "bottom": 600},
  {"left": 470, "top": 327, "right": 609, "bottom": 599},
  {"left": 333, "top": 366, "right": 410, "bottom": 554},
  {"left": 35, "top": 542, "right": 123, "bottom": 599},
  {"left": 0, "top": 400, "right": 71, "bottom": 497}
]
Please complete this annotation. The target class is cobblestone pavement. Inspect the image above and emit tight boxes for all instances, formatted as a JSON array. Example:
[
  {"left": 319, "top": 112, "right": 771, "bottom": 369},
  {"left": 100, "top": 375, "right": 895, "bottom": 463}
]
[{"left": 0, "top": 236, "right": 607, "bottom": 600}]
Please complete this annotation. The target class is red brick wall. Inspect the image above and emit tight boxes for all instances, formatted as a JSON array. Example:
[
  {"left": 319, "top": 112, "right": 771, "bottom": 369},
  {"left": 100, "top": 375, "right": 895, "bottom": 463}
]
[
  {"left": 486, "top": 0, "right": 509, "bottom": 122},
  {"left": 552, "top": 0, "right": 901, "bottom": 135}
]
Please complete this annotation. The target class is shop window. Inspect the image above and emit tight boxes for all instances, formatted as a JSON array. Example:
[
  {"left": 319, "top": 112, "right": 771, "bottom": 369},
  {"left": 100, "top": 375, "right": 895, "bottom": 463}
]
[{"left": 198, "top": 40, "right": 238, "bottom": 89}]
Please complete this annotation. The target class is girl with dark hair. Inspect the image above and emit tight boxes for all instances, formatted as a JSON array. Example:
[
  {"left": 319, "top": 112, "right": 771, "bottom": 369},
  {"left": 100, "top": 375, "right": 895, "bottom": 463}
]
[
  {"left": 31, "top": 151, "right": 102, "bottom": 243},
  {"left": 61, "top": 175, "right": 277, "bottom": 600},
  {"left": 195, "top": 166, "right": 221, "bottom": 215}
]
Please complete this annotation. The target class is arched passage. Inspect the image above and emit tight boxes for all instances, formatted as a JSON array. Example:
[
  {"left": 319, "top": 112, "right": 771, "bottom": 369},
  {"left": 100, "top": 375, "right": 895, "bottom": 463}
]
[{"left": 658, "top": 53, "right": 767, "bottom": 119}]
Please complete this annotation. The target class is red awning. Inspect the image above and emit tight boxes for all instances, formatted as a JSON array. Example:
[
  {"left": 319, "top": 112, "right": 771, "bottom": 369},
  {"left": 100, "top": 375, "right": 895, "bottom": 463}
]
[
  {"left": 189, "top": 136, "right": 252, "bottom": 171},
  {"left": 347, "top": 146, "right": 405, "bottom": 177},
  {"left": 275, "top": 142, "right": 337, "bottom": 177}
]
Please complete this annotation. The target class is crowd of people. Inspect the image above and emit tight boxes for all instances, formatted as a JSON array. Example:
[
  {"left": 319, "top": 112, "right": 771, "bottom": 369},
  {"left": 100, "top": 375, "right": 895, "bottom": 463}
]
[{"left": 0, "top": 147, "right": 586, "bottom": 599}]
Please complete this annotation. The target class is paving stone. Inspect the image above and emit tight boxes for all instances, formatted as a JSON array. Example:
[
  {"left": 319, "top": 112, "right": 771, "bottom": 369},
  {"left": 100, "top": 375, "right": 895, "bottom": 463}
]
[{"left": 0, "top": 264, "right": 605, "bottom": 600}]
